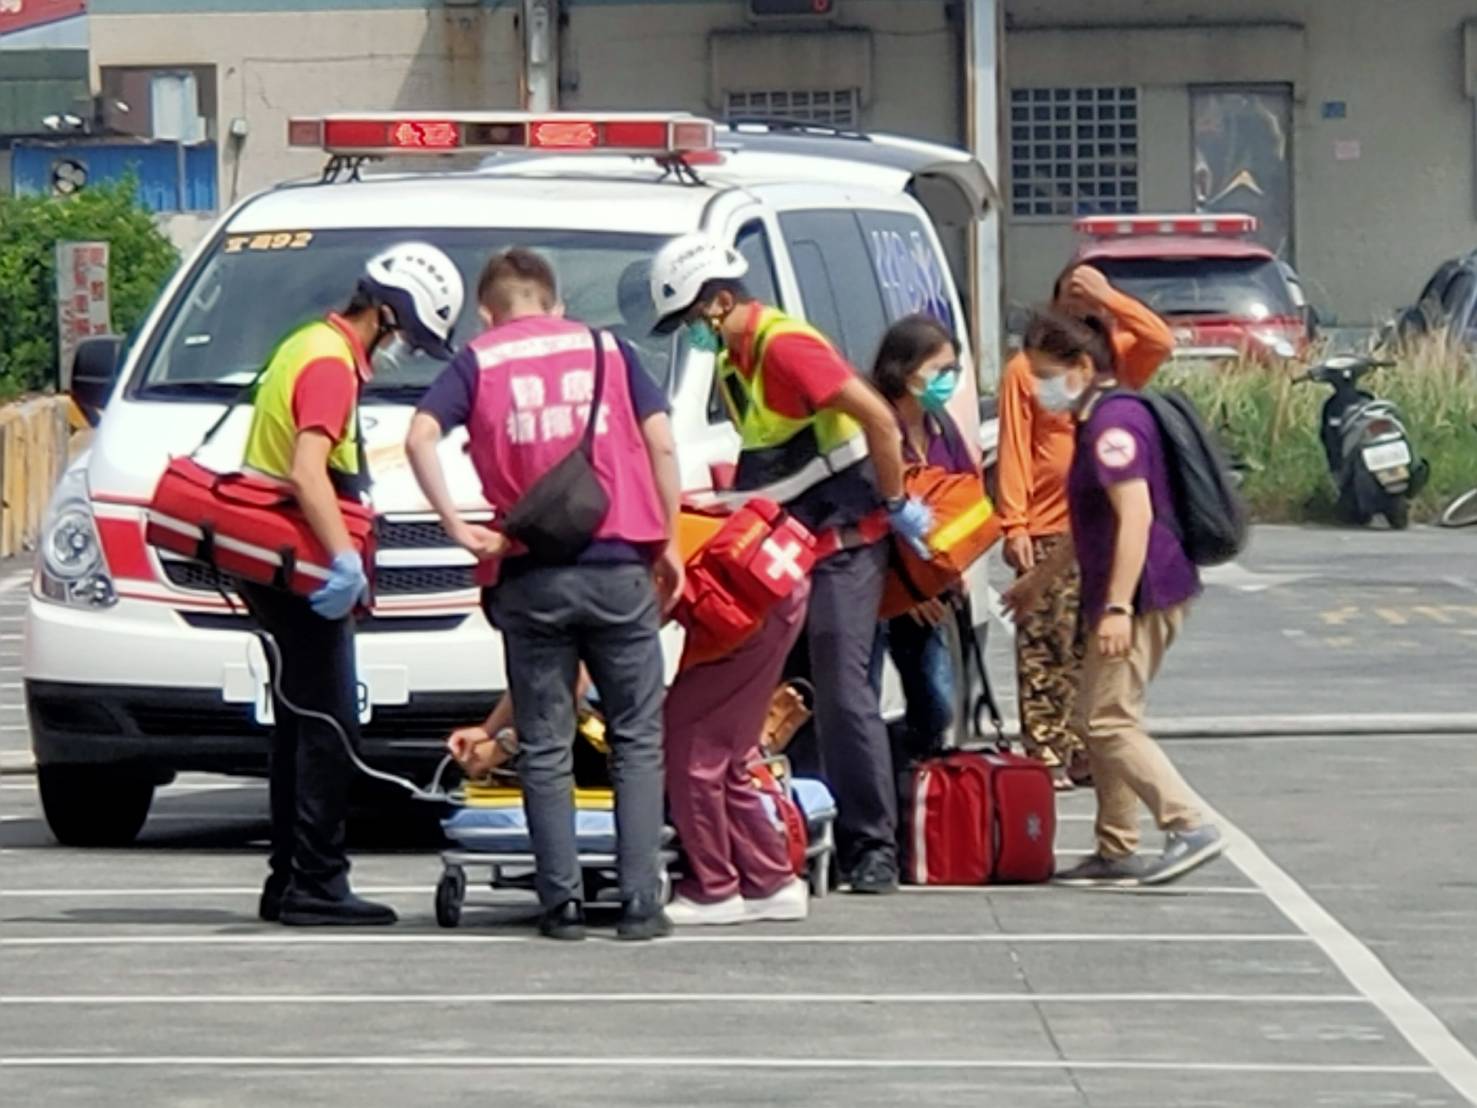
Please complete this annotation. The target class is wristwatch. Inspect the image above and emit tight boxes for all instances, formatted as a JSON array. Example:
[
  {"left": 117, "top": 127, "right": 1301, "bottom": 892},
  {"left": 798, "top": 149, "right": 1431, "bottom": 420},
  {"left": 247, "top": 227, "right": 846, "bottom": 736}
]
[
  {"left": 884, "top": 495, "right": 906, "bottom": 513},
  {"left": 1104, "top": 603, "right": 1134, "bottom": 617},
  {"left": 493, "top": 727, "right": 519, "bottom": 756}
]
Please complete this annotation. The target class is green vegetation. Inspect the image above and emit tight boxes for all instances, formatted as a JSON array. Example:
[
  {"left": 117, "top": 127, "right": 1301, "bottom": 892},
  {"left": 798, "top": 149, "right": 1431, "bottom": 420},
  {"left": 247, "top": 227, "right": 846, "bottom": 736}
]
[
  {"left": 0, "top": 181, "right": 178, "bottom": 401},
  {"left": 1167, "top": 338, "right": 1477, "bottom": 523}
]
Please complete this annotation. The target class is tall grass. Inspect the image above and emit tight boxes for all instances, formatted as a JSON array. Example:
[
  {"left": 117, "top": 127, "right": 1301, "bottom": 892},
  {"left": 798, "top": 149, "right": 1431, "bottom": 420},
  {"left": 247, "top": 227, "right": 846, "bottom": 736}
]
[{"left": 1163, "top": 335, "right": 1477, "bottom": 523}]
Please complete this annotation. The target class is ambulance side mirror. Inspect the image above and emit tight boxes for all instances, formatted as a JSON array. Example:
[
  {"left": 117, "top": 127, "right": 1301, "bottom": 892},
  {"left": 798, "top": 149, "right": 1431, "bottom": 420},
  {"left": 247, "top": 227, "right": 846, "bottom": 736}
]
[
  {"left": 70, "top": 335, "right": 124, "bottom": 426},
  {"left": 709, "top": 462, "right": 737, "bottom": 492}
]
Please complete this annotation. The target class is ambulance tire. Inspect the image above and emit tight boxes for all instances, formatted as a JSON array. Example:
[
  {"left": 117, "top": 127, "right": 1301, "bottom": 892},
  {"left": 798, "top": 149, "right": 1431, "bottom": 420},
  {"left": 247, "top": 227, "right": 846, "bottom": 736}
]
[{"left": 37, "top": 765, "right": 154, "bottom": 847}]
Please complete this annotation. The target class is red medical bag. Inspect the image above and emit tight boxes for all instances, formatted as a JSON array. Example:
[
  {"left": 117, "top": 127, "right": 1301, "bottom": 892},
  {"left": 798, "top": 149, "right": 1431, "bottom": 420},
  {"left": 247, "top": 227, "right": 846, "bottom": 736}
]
[
  {"left": 899, "top": 749, "right": 1055, "bottom": 885},
  {"left": 146, "top": 457, "right": 376, "bottom": 597},
  {"left": 676, "top": 498, "right": 816, "bottom": 669}
]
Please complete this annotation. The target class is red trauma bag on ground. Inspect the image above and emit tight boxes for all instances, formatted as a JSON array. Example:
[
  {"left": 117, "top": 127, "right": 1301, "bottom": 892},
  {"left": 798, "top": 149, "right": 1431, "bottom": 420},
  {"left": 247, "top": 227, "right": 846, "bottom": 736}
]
[
  {"left": 898, "top": 748, "right": 1056, "bottom": 885},
  {"left": 146, "top": 456, "right": 376, "bottom": 597},
  {"left": 675, "top": 498, "right": 816, "bottom": 669}
]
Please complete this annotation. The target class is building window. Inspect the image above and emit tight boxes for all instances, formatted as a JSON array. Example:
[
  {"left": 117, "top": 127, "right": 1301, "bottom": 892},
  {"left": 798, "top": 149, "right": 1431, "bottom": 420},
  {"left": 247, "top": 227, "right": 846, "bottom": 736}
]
[
  {"left": 1009, "top": 86, "right": 1140, "bottom": 218},
  {"left": 725, "top": 89, "right": 859, "bottom": 128}
]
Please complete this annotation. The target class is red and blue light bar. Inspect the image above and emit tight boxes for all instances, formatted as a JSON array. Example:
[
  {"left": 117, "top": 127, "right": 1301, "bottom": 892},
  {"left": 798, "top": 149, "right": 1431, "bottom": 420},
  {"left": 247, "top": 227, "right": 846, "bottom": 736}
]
[
  {"left": 287, "top": 112, "right": 716, "bottom": 157},
  {"left": 1076, "top": 214, "right": 1259, "bottom": 238}
]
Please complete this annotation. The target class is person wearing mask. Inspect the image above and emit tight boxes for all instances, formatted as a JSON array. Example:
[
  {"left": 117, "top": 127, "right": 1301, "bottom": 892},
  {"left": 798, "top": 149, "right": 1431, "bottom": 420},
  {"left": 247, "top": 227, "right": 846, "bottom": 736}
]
[
  {"left": 649, "top": 234, "right": 932, "bottom": 896},
  {"left": 245, "top": 242, "right": 464, "bottom": 926},
  {"left": 406, "top": 248, "right": 683, "bottom": 942},
  {"left": 997, "top": 265, "right": 1172, "bottom": 789},
  {"left": 1003, "top": 309, "right": 1222, "bottom": 887},
  {"left": 867, "top": 314, "right": 977, "bottom": 758}
]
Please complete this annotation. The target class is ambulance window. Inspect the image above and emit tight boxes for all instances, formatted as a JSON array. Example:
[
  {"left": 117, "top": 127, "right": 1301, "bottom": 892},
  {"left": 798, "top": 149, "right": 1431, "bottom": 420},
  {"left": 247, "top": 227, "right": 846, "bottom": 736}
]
[
  {"left": 733, "top": 221, "right": 780, "bottom": 307},
  {"left": 854, "top": 210, "right": 960, "bottom": 336},
  {"left": 778, "top": 210, "right": 889, "bottom": 369}
]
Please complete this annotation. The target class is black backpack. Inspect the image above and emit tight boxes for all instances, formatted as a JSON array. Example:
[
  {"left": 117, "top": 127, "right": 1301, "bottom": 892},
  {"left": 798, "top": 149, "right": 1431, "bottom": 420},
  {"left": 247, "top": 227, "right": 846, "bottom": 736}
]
[{"left": 1105, "top": 388, "right": 1249, "bottom": 566}]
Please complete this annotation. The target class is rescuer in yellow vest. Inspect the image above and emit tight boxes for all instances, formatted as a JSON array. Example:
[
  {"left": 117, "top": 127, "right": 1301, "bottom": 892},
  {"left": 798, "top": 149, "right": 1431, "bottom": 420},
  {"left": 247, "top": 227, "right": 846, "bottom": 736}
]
[
  {"left": 243, "top": 242, "right": 465, "bottom": 927},
  {"left": 650, "top": 233, "right": 932, "bottom": 896}
]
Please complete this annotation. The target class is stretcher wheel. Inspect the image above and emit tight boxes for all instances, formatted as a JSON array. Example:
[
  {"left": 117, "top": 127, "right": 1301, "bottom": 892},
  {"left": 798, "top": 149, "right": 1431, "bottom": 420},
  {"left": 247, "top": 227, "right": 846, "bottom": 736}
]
[{"left": 435, "top": 866, "right": 466, "bottom": 929}]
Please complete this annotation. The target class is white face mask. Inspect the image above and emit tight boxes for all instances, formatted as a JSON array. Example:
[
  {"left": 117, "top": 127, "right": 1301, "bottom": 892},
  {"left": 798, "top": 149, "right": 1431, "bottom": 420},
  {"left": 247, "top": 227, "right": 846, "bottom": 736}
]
[
  {"left": 371, "top": 333, "right": 416, "bottom": 378},
  {"left": 1036, "top": 372, "right": 1085, "bottom": 414}
]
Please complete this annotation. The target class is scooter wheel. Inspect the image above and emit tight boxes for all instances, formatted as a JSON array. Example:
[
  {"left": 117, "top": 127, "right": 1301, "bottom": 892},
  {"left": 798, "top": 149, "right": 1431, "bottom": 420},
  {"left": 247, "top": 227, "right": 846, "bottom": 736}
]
[
  {"left": 1385, "top": 499, "right": 1410, "bottom": 531},
  {"left": 435, "top": 867, "right": 465, "bottom": 929}
]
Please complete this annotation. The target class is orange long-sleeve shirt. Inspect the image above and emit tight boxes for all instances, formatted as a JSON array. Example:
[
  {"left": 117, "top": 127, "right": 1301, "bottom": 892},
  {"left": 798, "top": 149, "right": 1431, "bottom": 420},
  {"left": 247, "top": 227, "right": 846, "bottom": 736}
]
[{"left": 996, "top": 289, "right": 1173, "bottom": 539}]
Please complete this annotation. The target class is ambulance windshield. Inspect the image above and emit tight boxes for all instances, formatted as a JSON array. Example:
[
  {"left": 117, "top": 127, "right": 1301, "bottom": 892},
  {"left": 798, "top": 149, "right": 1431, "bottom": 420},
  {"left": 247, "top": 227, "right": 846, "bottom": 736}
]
[{"left": 134, "top": 228, "right": 672, "bottom": 400}]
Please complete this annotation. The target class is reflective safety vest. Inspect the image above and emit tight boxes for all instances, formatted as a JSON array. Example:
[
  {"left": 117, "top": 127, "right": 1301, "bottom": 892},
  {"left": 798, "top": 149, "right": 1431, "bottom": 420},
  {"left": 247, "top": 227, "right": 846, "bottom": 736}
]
[
  {"left": 243, "top": 320, "right": 365, "bottom": 496},
  {"left": 718, "top": 307, "right": 870, "bottom": 506}
]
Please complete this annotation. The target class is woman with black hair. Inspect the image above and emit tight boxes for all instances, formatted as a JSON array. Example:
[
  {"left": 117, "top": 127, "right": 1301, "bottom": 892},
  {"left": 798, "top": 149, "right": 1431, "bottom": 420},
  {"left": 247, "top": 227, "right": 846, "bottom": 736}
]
[{"left": 868, "top": 314, "right": 977, "bottom": 758}]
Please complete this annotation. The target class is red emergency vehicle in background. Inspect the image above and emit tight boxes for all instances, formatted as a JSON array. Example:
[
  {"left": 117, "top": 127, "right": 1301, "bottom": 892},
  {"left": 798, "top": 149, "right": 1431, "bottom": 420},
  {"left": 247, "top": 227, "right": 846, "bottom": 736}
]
[{"left": 1072, "top": 214, "right": 1316, "bottom": 362}]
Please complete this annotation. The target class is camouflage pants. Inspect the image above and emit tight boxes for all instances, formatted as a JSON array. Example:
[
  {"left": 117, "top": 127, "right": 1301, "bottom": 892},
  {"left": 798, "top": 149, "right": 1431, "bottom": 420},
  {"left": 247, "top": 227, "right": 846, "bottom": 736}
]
[{"left": 1014, "top": 533, "right": 1086, "bottom": 766}]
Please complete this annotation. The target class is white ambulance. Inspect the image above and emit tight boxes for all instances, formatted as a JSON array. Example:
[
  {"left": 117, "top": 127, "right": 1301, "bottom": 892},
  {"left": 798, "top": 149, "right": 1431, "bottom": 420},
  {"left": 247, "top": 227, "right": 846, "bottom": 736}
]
[{"left": 25, "top": 112, "right": 999, "bottom": 844}]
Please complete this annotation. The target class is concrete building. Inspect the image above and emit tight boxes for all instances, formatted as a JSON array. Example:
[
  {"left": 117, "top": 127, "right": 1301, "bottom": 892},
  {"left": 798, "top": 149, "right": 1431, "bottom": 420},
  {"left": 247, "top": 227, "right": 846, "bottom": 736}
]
[{"left": 73, "top": 0, "right": 1477, "bottom": 350}]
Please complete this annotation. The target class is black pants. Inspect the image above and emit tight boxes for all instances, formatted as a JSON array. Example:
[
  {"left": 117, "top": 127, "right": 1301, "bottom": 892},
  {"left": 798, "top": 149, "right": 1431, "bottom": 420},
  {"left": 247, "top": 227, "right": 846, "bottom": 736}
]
[{"left": 240, "top": 582, "right": 358, "bottom": 899}]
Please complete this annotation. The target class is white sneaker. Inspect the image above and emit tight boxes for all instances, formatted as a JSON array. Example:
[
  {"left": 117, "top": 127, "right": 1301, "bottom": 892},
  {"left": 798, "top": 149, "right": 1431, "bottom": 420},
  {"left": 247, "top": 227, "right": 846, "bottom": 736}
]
[
  {"left": 663, "top": 894, "right": 745, "bottom": 927},
  {"left": 742, "top": 878, "right": 809, "bottom": 923}
]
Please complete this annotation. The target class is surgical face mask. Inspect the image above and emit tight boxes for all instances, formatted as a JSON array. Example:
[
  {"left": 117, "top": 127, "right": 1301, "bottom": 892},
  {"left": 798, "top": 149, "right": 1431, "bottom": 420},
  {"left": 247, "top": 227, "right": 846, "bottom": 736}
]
[
  {"left": 1036, "top": 372, "right": 1085, "bottom": 414},
  {"left": 685, "top": 317, "right": 723, "bottom": 355},
  {"left": 371, "top": 333, "right": 416, "bottom": 378},
  {"left": 911, "top": 365, "right": 960, "bottom": 413}
]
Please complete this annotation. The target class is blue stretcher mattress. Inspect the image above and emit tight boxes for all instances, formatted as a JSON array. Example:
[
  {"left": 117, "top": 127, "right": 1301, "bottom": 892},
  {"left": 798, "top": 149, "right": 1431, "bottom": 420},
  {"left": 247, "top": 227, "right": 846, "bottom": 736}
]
[{"left": 442, "top": 778, "right": 837, "bottom": 855}]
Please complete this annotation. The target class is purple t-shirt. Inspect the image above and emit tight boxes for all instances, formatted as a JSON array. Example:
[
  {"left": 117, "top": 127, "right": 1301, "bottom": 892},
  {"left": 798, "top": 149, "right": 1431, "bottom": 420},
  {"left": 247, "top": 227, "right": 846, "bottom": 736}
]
[
  {"left": 896, "top": 408, "right": 975, "bottom": 474},
  {"left": 1068, "top": 394, "right": 1201, "bottom": 624}
]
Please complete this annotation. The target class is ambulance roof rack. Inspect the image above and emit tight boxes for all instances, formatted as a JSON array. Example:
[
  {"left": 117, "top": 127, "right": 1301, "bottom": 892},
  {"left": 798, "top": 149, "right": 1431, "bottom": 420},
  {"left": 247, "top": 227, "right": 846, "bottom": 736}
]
[{"left": 287, "top": 112, "right": 718, "bottom": 185}]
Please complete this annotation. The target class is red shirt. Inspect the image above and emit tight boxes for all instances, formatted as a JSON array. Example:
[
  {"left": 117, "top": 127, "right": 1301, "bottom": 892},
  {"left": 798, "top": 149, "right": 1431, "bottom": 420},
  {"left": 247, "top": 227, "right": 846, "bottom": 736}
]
[
  {"left": 729, "top": 302, "right": 852, "bottom": 418},
  {"left": 291, "top": 313, "right": 371, "bottom": 442}
]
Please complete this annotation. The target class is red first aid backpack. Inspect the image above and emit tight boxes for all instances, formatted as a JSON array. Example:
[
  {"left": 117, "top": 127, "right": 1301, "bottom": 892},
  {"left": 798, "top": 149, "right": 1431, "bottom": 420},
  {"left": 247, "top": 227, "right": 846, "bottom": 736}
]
[{"left": 676, "top": 498, "right": 816, "bottom": 669}]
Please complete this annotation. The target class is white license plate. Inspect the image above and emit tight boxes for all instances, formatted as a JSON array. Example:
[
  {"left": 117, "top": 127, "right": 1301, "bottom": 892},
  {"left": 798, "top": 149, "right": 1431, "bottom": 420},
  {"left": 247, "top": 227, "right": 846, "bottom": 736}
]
[
  {"left": 1363, "top": 441, "right": 1411, "bottom": 471},
  {"left": 254, "top": 681, "right": 372, "bottom": 726}
]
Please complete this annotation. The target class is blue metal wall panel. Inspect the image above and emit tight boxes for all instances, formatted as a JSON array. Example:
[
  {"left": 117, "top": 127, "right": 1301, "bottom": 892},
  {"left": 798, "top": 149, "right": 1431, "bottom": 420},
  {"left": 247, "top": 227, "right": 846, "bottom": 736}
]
[{"left": 11, "top": 140, "right": 217, "bottom": 212}]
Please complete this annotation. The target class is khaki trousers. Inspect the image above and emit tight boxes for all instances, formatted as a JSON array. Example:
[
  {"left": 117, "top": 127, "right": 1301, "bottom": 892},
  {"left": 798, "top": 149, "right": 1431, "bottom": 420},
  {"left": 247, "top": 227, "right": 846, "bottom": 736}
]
[{"left": 1074, "top": 603, "right": 1201, "bottom": 859}]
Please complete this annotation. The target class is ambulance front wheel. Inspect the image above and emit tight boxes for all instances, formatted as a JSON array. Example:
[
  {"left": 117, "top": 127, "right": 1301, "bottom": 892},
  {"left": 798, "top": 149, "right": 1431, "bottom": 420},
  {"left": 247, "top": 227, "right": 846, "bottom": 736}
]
[
  {"left": 435, "top": 866, "right": 465, "bottom": 928},
  {"left": 37, "top": 765, "right": 155, "bottom": 847}
]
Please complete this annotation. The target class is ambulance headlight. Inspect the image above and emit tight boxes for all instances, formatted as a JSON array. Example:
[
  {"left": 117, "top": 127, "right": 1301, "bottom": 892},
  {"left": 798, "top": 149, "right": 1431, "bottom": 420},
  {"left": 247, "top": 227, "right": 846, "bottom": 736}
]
[{"left": 38, "top": 469, "right": 116, "bottom": 609}]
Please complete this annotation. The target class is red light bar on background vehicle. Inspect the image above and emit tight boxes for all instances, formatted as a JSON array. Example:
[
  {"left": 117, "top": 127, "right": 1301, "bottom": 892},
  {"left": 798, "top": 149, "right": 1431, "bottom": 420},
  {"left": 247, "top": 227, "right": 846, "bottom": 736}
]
[
  {"left": 1075, "top": 214, "right": 1259, "bottom": 238},
  {"left": 287, "top": 112, "right": 716, "bottom": 157}
]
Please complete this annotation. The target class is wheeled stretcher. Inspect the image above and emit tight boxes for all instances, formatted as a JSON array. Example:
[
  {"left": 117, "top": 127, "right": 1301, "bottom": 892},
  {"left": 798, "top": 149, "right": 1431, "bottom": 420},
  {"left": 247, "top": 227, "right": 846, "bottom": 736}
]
[{"left": 434, "top": 776, "right": 838, "bottom": 928}]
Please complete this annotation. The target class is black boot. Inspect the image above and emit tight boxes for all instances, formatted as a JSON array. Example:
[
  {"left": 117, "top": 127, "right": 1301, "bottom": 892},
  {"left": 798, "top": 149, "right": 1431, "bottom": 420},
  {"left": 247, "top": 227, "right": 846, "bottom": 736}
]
[
  {"left": 847, "top": 849, "right": 900, "bottom": 895},
  {"left": 279, "top": 889, "right": 398, "bottom": 927},
  {"left": 539, "top": 899, "right": 587, "bottom": 941},
  {"left": 617, "top": 894, "right": 672, "bottom": 942}
]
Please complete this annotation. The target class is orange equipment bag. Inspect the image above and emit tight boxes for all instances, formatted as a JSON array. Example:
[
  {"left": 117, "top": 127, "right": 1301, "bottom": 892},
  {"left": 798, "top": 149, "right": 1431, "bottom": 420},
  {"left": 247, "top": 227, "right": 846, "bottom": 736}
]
[
  {"left": 146, "top": 457, "right": 377, "bottom": 598},
  {"left": 675, "top": 498, "right": 817, "bottom": 669},
  {"left": 880, "top": 465, "right": 1001, "bottom": 619}
]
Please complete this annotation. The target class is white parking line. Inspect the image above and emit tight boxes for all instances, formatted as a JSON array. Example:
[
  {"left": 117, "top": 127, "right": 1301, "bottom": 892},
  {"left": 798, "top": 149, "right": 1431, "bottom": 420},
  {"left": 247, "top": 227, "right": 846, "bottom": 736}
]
[
  {"left": 0, "top": 574, "right": 29, "bottom": 597},
  {"left": 0, "top": 1056, "right": 1433, "bottom": 1076},
  {"left": 1203, "top": 789, "right": 1477, "bottom": 1103},
  {"left": 0, "top": 883, "right": 1266, "bottom": 899},
  {"left": 0, "top": 991, "right": 1371, "bottom": 1006},
  {"left": 0, "top": 932, "right": 1313, "bottom": 948}
]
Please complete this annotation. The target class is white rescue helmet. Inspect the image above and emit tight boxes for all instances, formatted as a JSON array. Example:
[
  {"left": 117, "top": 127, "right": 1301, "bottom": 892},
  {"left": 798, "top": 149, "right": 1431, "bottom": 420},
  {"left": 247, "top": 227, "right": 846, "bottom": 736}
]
[
  {"left": 649, "top": 232, "right": 748, "bottom": 335},
  {"left": 360, "top": 242, "right": 465, "bottom": 359}
]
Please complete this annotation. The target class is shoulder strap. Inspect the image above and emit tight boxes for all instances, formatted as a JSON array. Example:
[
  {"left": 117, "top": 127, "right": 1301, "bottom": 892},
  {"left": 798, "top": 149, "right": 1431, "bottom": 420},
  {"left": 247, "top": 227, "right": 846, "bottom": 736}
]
[
  {"left": 955, "top": 601, "right": 1005, "bottom": 746},
  {"left": 578, "top": 328, "right": 608, "bottom": 458},
  {"left": 190, "top": 360, "right": 273, "bottom": 458}
]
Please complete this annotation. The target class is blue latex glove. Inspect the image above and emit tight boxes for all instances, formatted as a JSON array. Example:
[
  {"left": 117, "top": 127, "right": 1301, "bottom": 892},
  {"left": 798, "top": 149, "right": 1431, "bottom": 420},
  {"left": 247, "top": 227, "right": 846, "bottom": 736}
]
[
  {"left": 310, "top": 550, "right": 369, "bottom": 620},
  {"left": 888, "top": 497, "right": 935, "bottom": 561}
]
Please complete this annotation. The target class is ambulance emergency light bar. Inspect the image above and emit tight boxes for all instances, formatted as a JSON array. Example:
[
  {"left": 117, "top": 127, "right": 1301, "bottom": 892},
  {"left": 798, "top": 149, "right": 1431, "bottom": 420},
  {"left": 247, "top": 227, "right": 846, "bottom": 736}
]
[
  {"left": 1075, "top": 214, "right": 1259, "bottom": 238},
  {"left": 287, "top": 112, "right": 716, "bottom": 157}
]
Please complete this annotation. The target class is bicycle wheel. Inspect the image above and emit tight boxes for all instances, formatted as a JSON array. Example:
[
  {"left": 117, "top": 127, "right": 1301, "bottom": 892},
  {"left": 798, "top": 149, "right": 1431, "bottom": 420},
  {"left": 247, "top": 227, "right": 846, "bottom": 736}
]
[{"left": 1439, "top": 487, "right": 1477, "bottom": 528}]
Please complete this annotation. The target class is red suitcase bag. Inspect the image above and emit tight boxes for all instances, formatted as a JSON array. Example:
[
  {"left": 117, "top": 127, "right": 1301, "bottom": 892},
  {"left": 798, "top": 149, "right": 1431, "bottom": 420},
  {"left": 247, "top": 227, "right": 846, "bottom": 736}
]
[
  {"left": 979, "top": 749, "right": 1056, "bottom": 884},
  {"left": 899, "top": 753, "right": 992, "bottom": 885}
]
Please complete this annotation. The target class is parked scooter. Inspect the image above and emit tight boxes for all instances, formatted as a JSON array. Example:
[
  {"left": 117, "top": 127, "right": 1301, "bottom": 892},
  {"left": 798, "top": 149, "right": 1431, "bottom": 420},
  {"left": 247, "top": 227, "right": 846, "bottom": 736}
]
[{"left": 1298, "top": 355, "right": 1428, "bottom": 529}]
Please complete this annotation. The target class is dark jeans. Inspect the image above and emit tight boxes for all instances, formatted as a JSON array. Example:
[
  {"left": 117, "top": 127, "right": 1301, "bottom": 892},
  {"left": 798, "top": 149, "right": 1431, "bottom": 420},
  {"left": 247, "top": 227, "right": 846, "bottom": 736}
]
[
  {"left": 807, "top": 540, "right": 895, "bottom": 868},
  {"left": 484, "top": 564, "right": 666, "bottom": 910},
  {"left": 239, "top": 582, "right": 358, "bottom": 900},
  {"left": 869, "top": 613, "right": 956, "bottom": 748}
]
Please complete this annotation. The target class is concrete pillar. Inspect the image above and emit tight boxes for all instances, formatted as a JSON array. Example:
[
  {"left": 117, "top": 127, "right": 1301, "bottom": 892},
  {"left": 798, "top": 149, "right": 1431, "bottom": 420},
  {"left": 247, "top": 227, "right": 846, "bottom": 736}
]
[
  {"left": 521, "top": 0, "right": 560, "bottom": 111},
  {"left": 965, "top": 0, "right": 1003, "bottom": 386}
]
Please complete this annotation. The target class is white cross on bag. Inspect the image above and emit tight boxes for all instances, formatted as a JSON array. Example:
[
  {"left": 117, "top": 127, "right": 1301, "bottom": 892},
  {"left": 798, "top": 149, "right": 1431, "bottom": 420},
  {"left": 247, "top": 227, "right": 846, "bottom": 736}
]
[{"left": 760, "top": 537, "right": 806, "bottom": 582}]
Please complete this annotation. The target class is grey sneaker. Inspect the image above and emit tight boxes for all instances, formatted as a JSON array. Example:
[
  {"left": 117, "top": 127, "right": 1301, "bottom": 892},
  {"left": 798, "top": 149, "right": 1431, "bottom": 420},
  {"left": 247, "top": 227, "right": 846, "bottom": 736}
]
[
  {"left": 1052, "top": 853, "right": 1152, "bottom": 887},
  {"left": 1141, "top": 826, "right": 1225, "bottom": 887}
]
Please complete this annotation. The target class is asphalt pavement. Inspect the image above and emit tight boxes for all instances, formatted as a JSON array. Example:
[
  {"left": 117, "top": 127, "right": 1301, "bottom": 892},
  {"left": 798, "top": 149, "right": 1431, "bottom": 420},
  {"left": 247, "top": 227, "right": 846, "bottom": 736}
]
[{"left": 4, "top": 530, "right": 1477, "bottom": 1105}]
